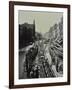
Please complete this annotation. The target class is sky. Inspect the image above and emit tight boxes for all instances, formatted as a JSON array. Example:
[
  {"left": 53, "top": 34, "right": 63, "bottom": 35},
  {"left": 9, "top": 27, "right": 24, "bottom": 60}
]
[{"left": 18, "top": 10, "right": 63, "bottom": 34}]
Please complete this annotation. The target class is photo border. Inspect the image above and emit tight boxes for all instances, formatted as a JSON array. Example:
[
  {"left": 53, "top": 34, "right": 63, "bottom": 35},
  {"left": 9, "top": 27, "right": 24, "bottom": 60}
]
[{"left": 9, "top": 1, "right": 70, "bottom": 89}]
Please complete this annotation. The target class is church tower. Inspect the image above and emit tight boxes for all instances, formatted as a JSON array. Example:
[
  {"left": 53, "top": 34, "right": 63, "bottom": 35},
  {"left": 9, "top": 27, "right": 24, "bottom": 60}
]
[{"left": 33, "top": 20, "right": 35, "bottom": 37}]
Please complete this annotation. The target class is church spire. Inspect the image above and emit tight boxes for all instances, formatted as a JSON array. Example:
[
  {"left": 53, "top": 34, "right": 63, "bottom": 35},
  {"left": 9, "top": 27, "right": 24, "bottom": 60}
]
[
  {"left": 33, "top": 19, "right": 35, "bottom": 28},
  {"left": 33, "top": 20, "right": 35, "bottom": 36}
]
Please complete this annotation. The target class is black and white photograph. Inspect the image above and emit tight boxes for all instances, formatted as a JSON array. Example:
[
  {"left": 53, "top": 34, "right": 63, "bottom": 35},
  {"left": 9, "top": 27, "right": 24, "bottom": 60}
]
[
  {"left": 9, "top": 1, "right": 70, "bottom": 88},
  {"left": 19, "top": 11, "right": 63, "bottom": 79}
]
